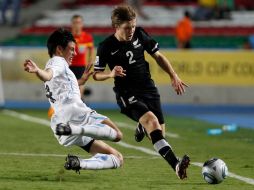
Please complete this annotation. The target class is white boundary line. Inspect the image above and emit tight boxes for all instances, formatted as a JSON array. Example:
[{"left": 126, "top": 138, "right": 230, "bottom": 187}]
[
  {"left": 2, "top": 109, "right": 50, "bottom": 126},
  {"left": 0, "top": 152, "right": 158, "bottom": 159},
  {"left": 2, "top": 109, "right": 254, "bottom": 185}
]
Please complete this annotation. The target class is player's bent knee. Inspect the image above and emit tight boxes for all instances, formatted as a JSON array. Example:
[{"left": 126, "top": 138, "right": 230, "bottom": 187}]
[
  {"left": 148, "top": 118, "right": 160, "bottom": 130},
  {"left": 115, "top": 152, "right": 124, "bottom": 167},
  {"left": 114, "top": 131, "right": 123, "bottom": 142},
  {"left": 140, "top": 112, "right": 160, "bottom": 132}
]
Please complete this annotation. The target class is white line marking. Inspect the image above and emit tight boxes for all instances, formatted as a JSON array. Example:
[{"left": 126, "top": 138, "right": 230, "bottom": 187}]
[
  {"left": 2, "top": 109, "right": 50, "bottom": 126},
  {"left": 1, "top": 110, "right": 179, "bottom": 138},
  {"left": 0, "top": 152, "right": 158, "bottom": 159},
  {"left": 2, "top": 109, "right": 254, "bottom": 185},
  {"left": 0, "top": 152, "right": 65, "bottom": 157},
  {"left": 117, "top": 141, "right": 159, "bottom": 156}
]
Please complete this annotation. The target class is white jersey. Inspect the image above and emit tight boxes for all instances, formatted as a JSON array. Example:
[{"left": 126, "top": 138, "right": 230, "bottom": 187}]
[
  {"left": 44, "top": 56, "right": 108, "bottom": 147},
  {"left": 44, "top": 56, "right": 90, "bottom": 113}
]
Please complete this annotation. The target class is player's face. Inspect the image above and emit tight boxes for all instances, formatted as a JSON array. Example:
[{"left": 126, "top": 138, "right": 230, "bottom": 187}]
[
  {"left": 62, "top": 41, "right": 76, "bottom": 65},
  {"left": 116, "top": 19, "right": 136, "bottom": 41},
  {"left": 71, "top": 17, "right": 83, "bottom": 34}
]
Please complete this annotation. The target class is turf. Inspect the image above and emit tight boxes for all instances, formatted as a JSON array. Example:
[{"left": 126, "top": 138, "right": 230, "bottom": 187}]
[{"left": 0, "top": 109, "right": 253, "bottom": 190}]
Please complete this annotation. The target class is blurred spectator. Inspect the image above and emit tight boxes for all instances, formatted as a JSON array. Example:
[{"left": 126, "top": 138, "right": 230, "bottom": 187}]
[
  {"left": 125, "top": 0, "right": 149, "bottom": 20},
  {"left": 1, "top": 0, "right": 21, "bottom": 26},
  {"left": 248, "top": 35, "right": 254, "bottom": 49},
  {"left": 193, "top": 0, "right": 216, "bottom": 20},
  {"left": 243, "top": 35, "right": 254, "bottom": 49},
  {"left": 175, "top": 11, "right": 193, "bottom": 49},
  {"left": 193, "top": 0, "right": 233, "bottom": 20},
  {"left": 70, "top": 14, "right": 94, "bottom": 98},
  {"left": 214, "top": 0, "right": 233, "bottom": 19}
]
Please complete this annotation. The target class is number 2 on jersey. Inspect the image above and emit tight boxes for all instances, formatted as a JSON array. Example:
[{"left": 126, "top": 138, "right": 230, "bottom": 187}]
[{"left": 126, "top": 51, "right": 136, "bottom": 64}]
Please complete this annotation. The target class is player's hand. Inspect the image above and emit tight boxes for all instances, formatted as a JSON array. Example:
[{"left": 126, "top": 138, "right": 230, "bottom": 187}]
[
  {"left": 171, "top": 73, "right": 189, "bottom": 95},
  {"left": 111, "top": 66, "right": 126, "bottom": 78},
  {"left": 81, "top": 62, "right": 94, "bottom": 82},
  {"left": 24, "top": 59, "right": 39, "bottom": 73}
]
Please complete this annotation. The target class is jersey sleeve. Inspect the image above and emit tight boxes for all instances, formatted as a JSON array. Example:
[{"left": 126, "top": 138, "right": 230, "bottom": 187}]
[
  {"left": 139, "top": 27, "right": 159, "bottom": 55},
  {"left": 94, "top": 43, "right": 107, "bottom": 71},
  {"left": 45, "top": 58, "right": 65, "bottom": 78}
]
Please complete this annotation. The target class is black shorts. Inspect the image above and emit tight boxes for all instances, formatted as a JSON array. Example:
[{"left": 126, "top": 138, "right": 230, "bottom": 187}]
[
  {"left": 69, "top": 66, "right": 86, "bottom": 79},
  {"left": 114, "top": 89, "right": 164, "bottom": 124}
]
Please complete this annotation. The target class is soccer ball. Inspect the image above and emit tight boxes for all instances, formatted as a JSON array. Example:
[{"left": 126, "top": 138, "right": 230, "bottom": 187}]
[{"left": 202, "top": 158, "right": 228, "bottom": 184}]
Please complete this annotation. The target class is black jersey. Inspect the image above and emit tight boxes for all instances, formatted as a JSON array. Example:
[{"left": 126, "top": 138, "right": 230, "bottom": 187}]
[{"left": 94, "top": 27, "right": 159, "bottom": 95}]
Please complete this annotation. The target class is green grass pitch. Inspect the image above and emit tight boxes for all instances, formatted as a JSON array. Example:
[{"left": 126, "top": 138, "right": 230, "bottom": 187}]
[{"left": 0, "top": 109, "right": 253, "bottom": 190}]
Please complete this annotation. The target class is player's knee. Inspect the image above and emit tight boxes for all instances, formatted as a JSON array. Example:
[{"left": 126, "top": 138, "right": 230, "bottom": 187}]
[
  {"left": 115, "top": 152, "right": 124, "bottom": 167},
  {"left": 141, "top": 112, "right": 160, "bottom": 131},
  {"left": 114, "top": 130, "right": 123, "bottom": 142},
  {"left": 148, "top": 117, "right": 159, "bottom": 129}
]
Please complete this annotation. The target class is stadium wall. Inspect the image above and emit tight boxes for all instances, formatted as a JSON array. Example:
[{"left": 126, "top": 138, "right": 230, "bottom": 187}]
[{"left": 1, "top": 47, "right": 254, "bottom": 108}]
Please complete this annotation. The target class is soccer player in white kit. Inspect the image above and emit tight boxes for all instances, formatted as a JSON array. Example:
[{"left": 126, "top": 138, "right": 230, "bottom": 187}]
[{"left": 24, "top": 28, "right": 123, "bottom": 173}]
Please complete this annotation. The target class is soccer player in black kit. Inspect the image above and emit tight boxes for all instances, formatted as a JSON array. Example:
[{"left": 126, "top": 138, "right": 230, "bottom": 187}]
[{"left": 93, "top": 5, "right": 190, "bottom": 179}]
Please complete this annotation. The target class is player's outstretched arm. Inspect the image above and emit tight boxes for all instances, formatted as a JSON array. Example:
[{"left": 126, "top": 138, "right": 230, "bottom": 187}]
[
  {"left": 151, "top": 51, "right": 188, "bottom": 95},
  {"left": 78, "top": 62, "right": 94, "bottom": 85},
  {"left": 93, "top": 66, "right": 126, "bottom": 81},
  {"left": 23, "top": 59, "right": 53, "bottom": 82}
]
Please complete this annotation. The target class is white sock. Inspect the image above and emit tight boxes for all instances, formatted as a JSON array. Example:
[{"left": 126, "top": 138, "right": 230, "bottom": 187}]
[
  {"left": 70, "top": 123, "right": 117, "bottom": 141},
  {"left": 79, "top": 153, "right": 121, "bottom": 170}
]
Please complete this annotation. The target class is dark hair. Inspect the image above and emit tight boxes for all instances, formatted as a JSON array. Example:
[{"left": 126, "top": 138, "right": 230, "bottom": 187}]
[
  {"left": 184, "top": 10, "right": 190, "bottom": 18},
  {"left": 47, "top": 28, "right": 76, "bottom": 58},
  {"left": 71, "top": 14, "right": 83, "bottom": 21},
  {"left": 111, "top": 5, "right": 136, "bottom": 28}
]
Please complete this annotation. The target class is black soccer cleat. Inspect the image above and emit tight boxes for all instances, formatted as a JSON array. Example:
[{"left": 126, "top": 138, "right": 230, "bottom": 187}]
[
  {"left": 175, "top": 155, "right": 190, "bottom": 180},
  {"left": 56, "top": 123, "right": 72, "bottom": 135},
  {"left": 64, "top": 154, "right": 81, "bottom": 174},
  {"left": 134, "top": 123, "right": 147, "bottom": 142}
]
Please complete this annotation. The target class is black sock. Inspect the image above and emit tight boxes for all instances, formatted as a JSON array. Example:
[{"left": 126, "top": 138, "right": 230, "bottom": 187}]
[{"left": 150, "top": 129, "right": 179, "bottom": 170}]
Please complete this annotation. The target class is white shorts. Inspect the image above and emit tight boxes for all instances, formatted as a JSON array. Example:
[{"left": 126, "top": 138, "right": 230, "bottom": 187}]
[{"left": 50, "top": 100, "right": 108, "bottom": 147}]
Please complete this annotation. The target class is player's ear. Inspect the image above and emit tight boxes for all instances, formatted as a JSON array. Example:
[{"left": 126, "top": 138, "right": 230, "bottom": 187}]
[
  {"left": 56, "top": 45, "right": 64, "bottom": 56},
  {"left": 113, "top": 23, "right": 120, "bottom": 30}
]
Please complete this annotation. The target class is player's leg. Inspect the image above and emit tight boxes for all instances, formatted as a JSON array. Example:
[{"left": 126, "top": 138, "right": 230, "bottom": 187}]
[
  {"left": 115, "top": 94, "right": 190, "bottom": 179},
  {"left": 134, "top": 122, "right": 148, "bottom": 142},
  {"left": 56, "top": 122, "right": 119, "bottom": 142},
  {"left": 135, "top": 123, "right": 165, "bottom": 141},
  {"left": 139, "top": 111, "right": 190, "bottom": 179},
  {"left": 56, "top": 111, "right": 122, "bottom": 142},
  {"left": 135, "top": 97, "right": 165, "bottom": 141},
  {"left": 64, "top": 137, "right": 123, "bottom": 172},
  {"left": 101, "top": 118, "right": 123, "bottom": 141},
  {"left": 147, "top": 97, "right": 166, "bottom": 137},
  {"left": 160, "top": 124, "right": 165, "bottom": 137},
  {"left": 85, "top": 139, "right": 123, "bottom": 168}
]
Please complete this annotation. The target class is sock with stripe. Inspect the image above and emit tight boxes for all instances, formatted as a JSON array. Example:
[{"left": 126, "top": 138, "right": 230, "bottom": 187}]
[{"left": 150, "top": 129, "right": 179, "bottom": 170}]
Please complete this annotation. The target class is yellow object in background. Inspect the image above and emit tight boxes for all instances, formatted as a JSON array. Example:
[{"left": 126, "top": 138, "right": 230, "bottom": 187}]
[
  {"left": 146, "top": 50, "right": 254, "bottom": 86},
  {"left": 198, "top": 0, "right": 217, "bottom": 7}
]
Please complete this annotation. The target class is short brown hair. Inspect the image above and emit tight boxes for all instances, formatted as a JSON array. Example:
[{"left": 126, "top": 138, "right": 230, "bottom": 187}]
[
  {"left": 71, "top": 14, "right": 83, "bottom": 21},
  {"left": 111, "top": 5, "right": 136, "bottom": 28}
]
